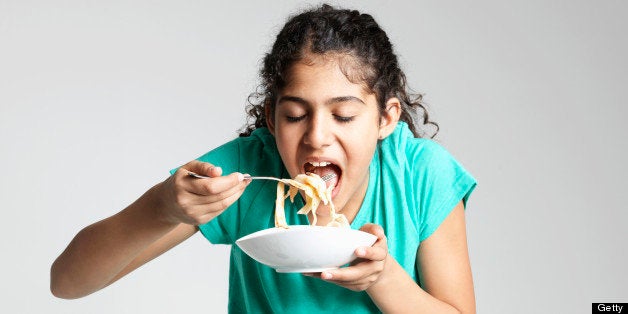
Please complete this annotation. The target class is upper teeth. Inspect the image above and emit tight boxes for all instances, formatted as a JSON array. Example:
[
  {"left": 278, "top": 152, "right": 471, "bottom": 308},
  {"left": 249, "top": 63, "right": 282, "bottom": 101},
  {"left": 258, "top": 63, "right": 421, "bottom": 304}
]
[{"left": 308, "top": 161, "right": 330, "bottom": 167}]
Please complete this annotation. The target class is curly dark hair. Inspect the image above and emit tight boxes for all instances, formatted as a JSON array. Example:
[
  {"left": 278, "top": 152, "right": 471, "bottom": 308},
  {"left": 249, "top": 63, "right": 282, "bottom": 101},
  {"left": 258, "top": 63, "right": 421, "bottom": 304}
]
[{"left": 239, "top": 4, "right": 438, "bottom": 138}]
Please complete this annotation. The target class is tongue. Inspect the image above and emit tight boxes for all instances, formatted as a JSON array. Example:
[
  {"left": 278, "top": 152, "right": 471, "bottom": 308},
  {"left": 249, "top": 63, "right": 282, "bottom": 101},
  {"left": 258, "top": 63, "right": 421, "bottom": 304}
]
[{"left": 310, "top": 165, "right": 339, "bottom": 189}]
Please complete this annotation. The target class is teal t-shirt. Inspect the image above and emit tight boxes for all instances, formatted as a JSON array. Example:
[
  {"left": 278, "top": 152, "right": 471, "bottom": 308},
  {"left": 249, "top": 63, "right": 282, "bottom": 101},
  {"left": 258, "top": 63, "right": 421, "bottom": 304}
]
[{"left": 182, "top": 122, "right": 476, "bottom": 313}]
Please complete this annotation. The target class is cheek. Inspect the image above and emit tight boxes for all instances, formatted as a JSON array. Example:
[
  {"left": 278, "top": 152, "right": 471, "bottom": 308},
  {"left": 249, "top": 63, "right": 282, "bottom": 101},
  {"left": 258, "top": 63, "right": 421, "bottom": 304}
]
[
  {"left": 274, "top": 130, "right": 300, "bottom": 169},
  {"left": 346, "top": 139, "right": 378, "bottom": 169},
  {"left": 348, "top": 120, "right": 381, "bottom": 145},
  {"left": 275, "top": 135, "right": 291, "bottom": 156}
]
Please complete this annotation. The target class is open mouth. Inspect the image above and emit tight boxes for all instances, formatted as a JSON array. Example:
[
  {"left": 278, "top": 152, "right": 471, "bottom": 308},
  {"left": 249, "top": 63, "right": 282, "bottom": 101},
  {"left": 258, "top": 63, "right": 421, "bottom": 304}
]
[{"left": 303, "top": 161, "right": 341, "bottom": 195}]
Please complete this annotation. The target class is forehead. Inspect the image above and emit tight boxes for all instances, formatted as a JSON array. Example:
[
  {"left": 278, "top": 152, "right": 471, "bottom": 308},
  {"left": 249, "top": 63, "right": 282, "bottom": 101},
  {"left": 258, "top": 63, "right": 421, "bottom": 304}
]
[{"left": 282, "top": 54, "right": 374, "bottom": 98}]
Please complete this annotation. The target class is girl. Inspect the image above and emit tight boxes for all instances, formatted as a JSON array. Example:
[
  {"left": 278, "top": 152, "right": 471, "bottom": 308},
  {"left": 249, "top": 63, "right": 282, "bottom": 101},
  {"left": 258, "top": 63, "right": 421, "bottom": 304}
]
[{"left": 51, "top": 4, "right": 477, "bottom": 313}]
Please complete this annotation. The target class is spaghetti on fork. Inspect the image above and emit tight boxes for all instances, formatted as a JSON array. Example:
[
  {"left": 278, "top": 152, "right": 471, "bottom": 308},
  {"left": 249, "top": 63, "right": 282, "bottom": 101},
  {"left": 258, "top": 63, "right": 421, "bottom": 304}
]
[{"left": 274, "top": 173, "right": 349, "bottom": 228}]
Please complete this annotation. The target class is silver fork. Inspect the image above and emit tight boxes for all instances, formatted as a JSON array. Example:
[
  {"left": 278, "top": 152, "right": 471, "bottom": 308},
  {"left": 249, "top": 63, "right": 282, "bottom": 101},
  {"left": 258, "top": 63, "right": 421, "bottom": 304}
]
[{"left": 187, "top": 172, "right": 336, "bottom": 182}]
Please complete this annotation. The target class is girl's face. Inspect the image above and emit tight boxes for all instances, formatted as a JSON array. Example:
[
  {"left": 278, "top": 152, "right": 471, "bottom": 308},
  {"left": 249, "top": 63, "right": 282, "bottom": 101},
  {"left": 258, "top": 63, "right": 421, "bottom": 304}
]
[{"left": 267, "top": 57, "right": 399, "bottom": 223}]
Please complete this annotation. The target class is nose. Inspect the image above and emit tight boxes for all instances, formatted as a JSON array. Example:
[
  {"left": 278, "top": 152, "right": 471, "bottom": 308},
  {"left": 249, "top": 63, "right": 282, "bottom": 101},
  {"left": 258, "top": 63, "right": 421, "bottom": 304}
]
[{"left": 303, "top": 113, "right": 332, "bottom": 149}]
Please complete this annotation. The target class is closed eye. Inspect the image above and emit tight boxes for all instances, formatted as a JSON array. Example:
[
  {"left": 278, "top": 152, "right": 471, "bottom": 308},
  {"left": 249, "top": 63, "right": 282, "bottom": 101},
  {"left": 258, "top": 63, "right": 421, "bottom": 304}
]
[
  {"left": 286, "top": 115, "right": 306, "bottom": 122},
  {"left": 333, "top": 114, "right": 355, "bottom": 123}
]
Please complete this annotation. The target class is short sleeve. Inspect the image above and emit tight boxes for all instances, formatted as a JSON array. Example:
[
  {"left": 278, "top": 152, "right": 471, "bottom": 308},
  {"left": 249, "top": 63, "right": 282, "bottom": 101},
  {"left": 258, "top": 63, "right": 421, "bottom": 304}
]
[
  {"left": 410, "top": 140, "right": 477, "bottom": 242},
  {"left": 169, "top": 140, "right": 243, "bottom": 244},
  {"left": 168, "top": 128, "right": 283, "bottom": 245}
]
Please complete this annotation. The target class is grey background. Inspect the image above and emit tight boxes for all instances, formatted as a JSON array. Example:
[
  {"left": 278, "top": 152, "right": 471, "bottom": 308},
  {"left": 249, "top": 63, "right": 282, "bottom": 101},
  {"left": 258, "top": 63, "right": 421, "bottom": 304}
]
[{"left": 1, "top": 0, "right": 626, "bottom": 313}]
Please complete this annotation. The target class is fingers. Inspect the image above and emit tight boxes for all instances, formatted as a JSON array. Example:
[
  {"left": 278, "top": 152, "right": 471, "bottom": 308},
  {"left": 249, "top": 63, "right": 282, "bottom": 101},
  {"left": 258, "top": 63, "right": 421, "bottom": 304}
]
[
  {"left": 182, "top": 160, "right": 223, "bottom": 177},
  {"left": 354, "top": 244, "right": 387, "bottom": 263},
  {"left": 164, "top": 161, "right": 250, "bottom": 225},
  {"left": 194, "top": 188, "right": 247, "bottom": 224},
  {"left": 188, "top": 176, "right": 249, "bottom": 208},
  {"left": 320, "top": 246, "right": 387, "bottom": 282},
  {"left": 359, "top": 223, "right": 386, "bottom": 239},
  {"left": 311, "top": 261, "right": 385, "bottom": 292},
  {"left": 186, "top": 171, "right": 246, "bottom": 197},
  {"left": 302, "top": 223, "right": 389, "bottom": 291},
  {"left": 359, "top": 223, "right": 388, "bottom": 255},
  {"left": 172, "top": 179, "right": 248, "bottom": 225},
  {"left": 175, "top": 161, "right": 245, "bottom": 196}
]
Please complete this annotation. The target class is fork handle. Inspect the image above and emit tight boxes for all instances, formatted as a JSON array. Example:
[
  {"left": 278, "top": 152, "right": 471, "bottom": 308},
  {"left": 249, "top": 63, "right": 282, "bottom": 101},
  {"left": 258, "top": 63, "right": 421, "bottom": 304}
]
[
  {"left": 243, "top": 175, "right": 285, "bottom": 182},
  {"left": 188, "top": 172, "right": 284, "bottom": 182}
]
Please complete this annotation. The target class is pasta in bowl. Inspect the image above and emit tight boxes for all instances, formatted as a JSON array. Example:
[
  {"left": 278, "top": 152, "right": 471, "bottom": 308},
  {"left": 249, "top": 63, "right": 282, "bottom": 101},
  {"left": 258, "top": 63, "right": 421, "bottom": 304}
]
[{"left": 235, "top": 173, "right": 376, "bottom": 272}]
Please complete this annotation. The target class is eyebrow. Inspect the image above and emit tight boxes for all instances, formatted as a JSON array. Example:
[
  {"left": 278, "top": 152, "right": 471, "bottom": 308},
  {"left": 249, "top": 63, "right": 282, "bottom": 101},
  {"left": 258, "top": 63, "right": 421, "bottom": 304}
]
[{"left": 277, "top": 95, "right": 366, "bottom": 106}]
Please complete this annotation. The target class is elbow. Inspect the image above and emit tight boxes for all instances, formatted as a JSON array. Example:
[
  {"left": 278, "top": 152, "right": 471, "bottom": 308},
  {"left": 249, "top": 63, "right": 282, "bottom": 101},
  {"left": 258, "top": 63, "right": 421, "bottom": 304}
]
[
  {"left": 50, "top": 279, "right": 80, "bottom": 300},
  {"left": 50, "top": 265, "right": 73, "bottom": 299},
  {"left": 51, "top": 288, "right": 85, "bottom": 300},
  {"left": 50, "top": 275, "right": 89, "bottom": 300},
  {"left": 50, "top": 260, "right": 88, "bottom": 300},
  {"left": 50, "top": 277, "right": 74, "bottom": 299},
  {"left": 50, "top": 283, "right": 75, "bottom": 300}
]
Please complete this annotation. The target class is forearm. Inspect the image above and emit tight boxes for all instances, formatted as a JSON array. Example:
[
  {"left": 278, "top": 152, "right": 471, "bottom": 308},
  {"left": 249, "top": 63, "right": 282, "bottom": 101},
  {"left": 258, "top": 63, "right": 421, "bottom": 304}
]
[
  {"left": 50, "top": 182, "right": 178, "bottom": 299},
  {"left": 366, "top": 256, "right": 464, "bottom": 314}
]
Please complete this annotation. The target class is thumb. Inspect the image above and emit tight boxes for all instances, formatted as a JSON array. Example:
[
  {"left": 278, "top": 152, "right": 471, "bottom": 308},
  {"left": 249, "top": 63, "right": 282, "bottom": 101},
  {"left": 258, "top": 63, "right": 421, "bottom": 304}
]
[
  {"left": 359, "top": 223, "right": 385, "bottom": 239},
  {"left": 184, "top": 160, "right": 222, "bottom": 177}
]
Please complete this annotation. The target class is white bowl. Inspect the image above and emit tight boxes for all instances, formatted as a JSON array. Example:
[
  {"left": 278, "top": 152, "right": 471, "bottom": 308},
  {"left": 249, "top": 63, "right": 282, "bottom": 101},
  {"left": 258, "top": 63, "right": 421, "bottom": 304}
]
[{"left": 235, "top": 225, "right": 377, "bottom": 273}]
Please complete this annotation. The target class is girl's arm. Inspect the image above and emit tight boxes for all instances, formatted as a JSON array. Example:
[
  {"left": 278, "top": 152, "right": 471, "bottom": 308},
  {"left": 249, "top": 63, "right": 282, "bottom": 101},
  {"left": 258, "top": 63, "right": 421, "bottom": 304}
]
[
  {"left": 315, "top": 201, "right": 475, "bottom": 313},
  {"left": 50, "top": 196, "right": 194, "bottom": 299},
  {"left": 369, "top": 201, "right": 475, "bottom": 313},
  {"left": 50, "top": 161, "right": 248, "bottom": 299}
]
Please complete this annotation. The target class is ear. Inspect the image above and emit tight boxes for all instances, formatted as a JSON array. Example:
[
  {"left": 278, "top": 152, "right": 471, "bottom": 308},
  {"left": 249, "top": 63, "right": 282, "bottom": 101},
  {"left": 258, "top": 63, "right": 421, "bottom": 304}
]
[
  {"left": 265, "top": 102, "right": 276, "bottom": 135},
  {"left": 378, "top": 97, "right": 401, "bottom": 140}
]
